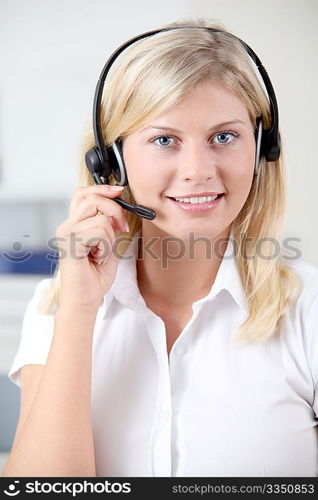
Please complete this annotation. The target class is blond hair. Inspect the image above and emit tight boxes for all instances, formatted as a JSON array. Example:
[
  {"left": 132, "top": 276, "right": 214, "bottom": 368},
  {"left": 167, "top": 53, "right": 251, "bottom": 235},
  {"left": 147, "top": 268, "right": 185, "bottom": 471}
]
[{"left": 39, "top": 18, "right": 300, "bottom": 343}]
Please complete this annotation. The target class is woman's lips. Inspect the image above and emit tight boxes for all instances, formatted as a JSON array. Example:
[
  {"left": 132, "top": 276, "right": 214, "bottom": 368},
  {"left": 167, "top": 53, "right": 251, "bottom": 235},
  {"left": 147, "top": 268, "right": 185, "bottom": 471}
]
[{"left": 167, "top": 194, "right": 224, "bottom": 213}]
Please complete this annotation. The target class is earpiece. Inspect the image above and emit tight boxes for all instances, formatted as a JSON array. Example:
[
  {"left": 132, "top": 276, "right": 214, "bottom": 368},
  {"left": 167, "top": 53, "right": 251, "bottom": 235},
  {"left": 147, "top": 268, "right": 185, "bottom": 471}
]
[
  {"left": 254, "top": 118, "right": 263, "bottom": 176},
  {"left": 85, "top": 141, "right": 156, "bottom": 220},
  {"left": 85, "top": 141, "right": 128, "bottom": 185},
  {"left": 85, "top": 27, "right": 281, "bottom": 218},
  {"left": 109, "top": 142, "right": 129, "bottom": 185}
]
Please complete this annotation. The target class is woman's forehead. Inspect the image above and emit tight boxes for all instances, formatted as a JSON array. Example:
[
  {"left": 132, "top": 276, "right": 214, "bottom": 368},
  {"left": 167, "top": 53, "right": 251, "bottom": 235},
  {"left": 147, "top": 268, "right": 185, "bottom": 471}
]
[{"left": 141, "top": 82, "right": 251, "bottom": 128}]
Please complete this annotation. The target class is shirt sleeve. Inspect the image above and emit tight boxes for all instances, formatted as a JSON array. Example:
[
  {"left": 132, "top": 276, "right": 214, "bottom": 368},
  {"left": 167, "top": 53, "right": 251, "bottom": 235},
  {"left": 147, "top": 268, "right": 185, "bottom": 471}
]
[
  {"left": 8, "top": 278, "right": 56, "bottom": 388},
  {"left": 301, "top": 293, "right": 318, "bottom": 418}
]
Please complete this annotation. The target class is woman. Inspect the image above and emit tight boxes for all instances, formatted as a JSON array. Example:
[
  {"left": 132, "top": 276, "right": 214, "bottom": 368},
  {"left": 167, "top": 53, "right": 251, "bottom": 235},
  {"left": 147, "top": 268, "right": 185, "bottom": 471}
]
[{"left": 3, "top": 19, "right": 318, "bottom": 477}]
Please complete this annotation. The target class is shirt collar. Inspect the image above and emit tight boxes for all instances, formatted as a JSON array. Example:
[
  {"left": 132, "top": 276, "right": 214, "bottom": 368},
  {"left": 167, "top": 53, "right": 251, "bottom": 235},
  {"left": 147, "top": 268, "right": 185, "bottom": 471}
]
[
  {"left": 109, "top": 228, "right": 248, "bottom": 315},
  {"left": 208, "top": 230, "right": 248, "bottom": 313}
]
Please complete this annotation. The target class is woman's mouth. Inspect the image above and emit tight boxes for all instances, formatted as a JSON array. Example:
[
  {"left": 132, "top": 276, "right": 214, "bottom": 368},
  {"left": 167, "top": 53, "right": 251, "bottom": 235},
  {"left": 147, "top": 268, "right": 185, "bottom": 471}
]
[{"left": 166, "top": 193, "right": 224, "bottom": 213}]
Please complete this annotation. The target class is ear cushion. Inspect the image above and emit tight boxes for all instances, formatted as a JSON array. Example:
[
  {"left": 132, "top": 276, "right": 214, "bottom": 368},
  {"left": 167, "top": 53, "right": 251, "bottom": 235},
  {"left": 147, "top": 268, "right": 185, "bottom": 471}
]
[
  {"left": 254, "top": 118, "right": 263, "bottom": 176},
  {"left": 107, "top": 141, "right": 129, "bottom": 185},
  {"left": 85, "top": 147, "right": 108, "bottom": 177}
]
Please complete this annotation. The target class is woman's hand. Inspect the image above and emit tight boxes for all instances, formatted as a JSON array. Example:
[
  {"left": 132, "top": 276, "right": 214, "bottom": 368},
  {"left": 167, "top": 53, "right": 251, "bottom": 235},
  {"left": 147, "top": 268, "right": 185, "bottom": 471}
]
[{"left": 55, "top": 184, "right": 129, "bottom": 314}]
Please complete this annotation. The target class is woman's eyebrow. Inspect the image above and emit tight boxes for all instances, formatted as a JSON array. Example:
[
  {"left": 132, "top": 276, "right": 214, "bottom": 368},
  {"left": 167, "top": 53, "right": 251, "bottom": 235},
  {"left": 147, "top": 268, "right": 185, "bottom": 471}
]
[{"left": 139, "top": 119, "right": 247, "bottom": 134}]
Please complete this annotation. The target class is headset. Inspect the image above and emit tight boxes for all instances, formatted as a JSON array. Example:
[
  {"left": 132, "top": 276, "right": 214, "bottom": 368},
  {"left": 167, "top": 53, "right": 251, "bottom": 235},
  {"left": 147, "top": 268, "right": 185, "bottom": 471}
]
[{"left": 85, "top": 27, "right": 281, "bottom": 221}]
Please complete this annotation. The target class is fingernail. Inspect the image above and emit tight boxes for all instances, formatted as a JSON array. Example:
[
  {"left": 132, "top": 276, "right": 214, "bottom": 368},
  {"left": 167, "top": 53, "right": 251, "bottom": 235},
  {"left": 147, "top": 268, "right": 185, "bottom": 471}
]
[
  {"left": 109, "top": 185, "right": 124, "bottom": 191},
  {"left": 123, "top": 220, "right": 130, "bottom": 232}
]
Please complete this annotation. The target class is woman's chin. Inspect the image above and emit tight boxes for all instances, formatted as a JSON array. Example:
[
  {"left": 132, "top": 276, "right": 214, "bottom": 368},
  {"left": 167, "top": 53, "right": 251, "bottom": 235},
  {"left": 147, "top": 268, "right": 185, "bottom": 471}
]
[{"left": 162, "top": 223, "right": 223, "bottom": 242}]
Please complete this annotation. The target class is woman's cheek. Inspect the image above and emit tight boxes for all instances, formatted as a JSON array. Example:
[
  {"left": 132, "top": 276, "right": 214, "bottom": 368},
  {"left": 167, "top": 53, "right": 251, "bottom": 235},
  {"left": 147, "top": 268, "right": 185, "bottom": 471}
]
[
  {"left": 230, "top": 177, "right": 254, "bottom": 213},
  {"left": 126, "top": 168, "right": 154, "bottom": 204}
]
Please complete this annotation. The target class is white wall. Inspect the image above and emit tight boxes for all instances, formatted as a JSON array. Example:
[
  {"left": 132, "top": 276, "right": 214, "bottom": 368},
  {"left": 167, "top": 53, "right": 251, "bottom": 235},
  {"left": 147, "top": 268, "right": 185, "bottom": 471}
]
[{"left": 0, "top": 0, "right": 317, "bottom": 265}]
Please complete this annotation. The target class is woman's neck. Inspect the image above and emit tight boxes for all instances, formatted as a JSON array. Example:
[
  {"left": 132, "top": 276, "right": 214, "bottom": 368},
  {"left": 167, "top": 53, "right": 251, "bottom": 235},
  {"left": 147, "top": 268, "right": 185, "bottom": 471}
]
[{"left": 136, "top": 224, "right": 231, "bottom": 307}]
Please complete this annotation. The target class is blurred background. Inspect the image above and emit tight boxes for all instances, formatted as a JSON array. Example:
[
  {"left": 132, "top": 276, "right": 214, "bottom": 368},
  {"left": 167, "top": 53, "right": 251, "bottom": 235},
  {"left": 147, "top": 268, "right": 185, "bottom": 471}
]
[{"left": 0, "top": 0, "right": 317, "bottom": 474}]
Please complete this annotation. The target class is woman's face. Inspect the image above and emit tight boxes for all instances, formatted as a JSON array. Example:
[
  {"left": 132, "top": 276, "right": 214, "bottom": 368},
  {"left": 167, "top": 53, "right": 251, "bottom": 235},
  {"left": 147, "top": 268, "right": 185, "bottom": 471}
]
[{"left": 122, "top": 80, "right": 256, "bottom": 240}]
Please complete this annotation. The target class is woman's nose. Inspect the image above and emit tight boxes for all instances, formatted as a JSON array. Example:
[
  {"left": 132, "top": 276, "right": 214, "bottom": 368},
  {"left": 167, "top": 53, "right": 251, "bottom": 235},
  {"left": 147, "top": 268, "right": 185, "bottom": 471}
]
[{"left": 178, "top": 142, "right": 217, "bottom": 181}]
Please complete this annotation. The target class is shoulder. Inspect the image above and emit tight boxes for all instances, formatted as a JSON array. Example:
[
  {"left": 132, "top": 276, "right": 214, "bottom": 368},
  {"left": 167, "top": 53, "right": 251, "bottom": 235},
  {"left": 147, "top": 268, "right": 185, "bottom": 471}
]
[
  {"left": 32, "top": 277, "right": 55, "bottom": 297},
  {"left": 8, "top": 277, "right": 57, "bottom": 386},
  {"left": 28, "top": 277, "right": 57, "bottom": 315},
  {"left": 282, "top": 257, "right": 318, "bottom": 387},
  {"left": 21, "top": 277, "right": 57, "bottom": 325},
  {"left": 283, "top": 256, "right": 318, "bottom": 308}
]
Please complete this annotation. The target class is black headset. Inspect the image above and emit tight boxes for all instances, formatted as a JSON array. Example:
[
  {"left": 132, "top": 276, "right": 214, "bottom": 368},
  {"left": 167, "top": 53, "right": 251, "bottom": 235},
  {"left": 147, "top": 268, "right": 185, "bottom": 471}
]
[{"left": 85, "top": 27, "right": 281, "bottom": 221}]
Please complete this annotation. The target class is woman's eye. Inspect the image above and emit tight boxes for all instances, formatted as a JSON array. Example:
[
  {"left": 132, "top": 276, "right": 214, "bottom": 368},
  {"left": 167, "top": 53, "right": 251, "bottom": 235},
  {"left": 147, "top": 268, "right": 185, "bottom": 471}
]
[
  {"left": 213, "top": 132, "right": 237, "bottom": 145},
  {"left": 151, "top": 135, "right": 176, "bottom": 147},
  {"left": 150, "top": 132, "right": 238, "bottom": 148}
]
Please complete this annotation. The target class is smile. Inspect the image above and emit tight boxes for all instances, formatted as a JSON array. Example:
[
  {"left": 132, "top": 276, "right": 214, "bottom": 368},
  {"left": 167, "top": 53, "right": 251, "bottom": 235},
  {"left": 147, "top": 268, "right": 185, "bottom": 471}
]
[
  {"left": 167, "top": 193, "right": 224, "bottom": 213},
  {"left": 172, "top": 194, "right": 221, "bottom": 203}
]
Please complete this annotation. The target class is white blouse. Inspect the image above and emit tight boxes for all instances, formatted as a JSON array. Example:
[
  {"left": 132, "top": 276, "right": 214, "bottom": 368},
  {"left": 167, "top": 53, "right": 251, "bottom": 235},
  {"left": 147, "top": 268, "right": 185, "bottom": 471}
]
[{"left": 8, "top": 231, "right": 318, "bottom": 477}]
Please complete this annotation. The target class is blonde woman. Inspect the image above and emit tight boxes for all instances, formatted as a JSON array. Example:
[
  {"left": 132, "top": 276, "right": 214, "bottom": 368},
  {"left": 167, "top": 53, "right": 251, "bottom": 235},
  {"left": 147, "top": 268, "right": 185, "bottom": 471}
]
[{"left": 3, "top": 19, "right": 318, "bottom": 478}]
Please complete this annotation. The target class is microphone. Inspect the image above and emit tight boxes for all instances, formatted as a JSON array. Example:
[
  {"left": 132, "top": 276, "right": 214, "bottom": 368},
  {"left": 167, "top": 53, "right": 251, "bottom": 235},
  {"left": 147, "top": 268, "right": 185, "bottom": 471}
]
[{"left": 92, "top": 171, "right": 156, "bottom": 220}]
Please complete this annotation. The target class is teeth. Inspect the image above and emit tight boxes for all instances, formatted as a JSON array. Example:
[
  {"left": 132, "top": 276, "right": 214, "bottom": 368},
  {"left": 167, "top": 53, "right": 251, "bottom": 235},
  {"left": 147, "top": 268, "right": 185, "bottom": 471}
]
[{"left": 174, "top": 195, "right": 219, "bottom": 203}]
